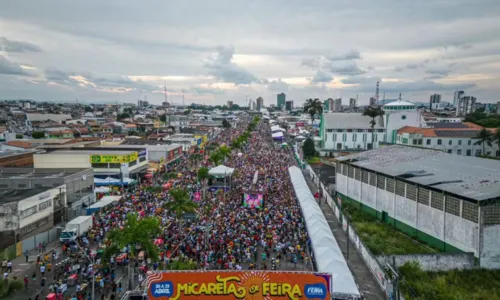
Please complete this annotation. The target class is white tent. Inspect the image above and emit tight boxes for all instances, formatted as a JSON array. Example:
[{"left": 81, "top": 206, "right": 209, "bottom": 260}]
[
  {"left": 288, "top": 166, "right": 361, "bottom": 299},
  {"left": 208, "top": 165, "right": 235, "bottom": 177},
  {"left": 271, "top": 132, "right": 283, "bottom": 138},
  {"left": 295, "top": 135, "right": 306, "bottom": 140},
  {"left": 271, "top": 125, "right": 280, "bottom": 131}
]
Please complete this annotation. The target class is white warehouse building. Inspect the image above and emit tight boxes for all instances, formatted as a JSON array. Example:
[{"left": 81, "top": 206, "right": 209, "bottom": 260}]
[{"left": 335, "top": 145, "right": 500, "bottom": 268}]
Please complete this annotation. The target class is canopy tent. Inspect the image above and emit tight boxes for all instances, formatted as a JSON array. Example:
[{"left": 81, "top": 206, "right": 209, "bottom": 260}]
[
  {"left": 208, "top": 165, "right": 235, "bottom": 177},
  {"left": 94, "top": 186, "right": 111, "bottom": 194},
  {"left": 288, "top": 166, "right": 361, "bottom": 299},
  {"left": 295, "top": 135, "right": 306, "bottom": 140},
  {"left": 94, "top": 177, "right": 136, "bottom": 186},
  {"left": 86, "top": 195, "right": 122, "bottom": 215},
  {"left": 271, "top": 132, "right": 283, "bottom": 138}
]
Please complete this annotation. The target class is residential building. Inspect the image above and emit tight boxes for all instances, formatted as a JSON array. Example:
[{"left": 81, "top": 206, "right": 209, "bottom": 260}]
[
  {"left": 429, "top": 94, "right": 441, "bottom": 111},
  {"left": 320, "top": 113, "right": 385, "bottom": 154},
  {"left": 349, "top": 98, "right": 357, "bottom": 109},
  {"left": 285, "top": 100, "right": 294, "bottom": 111},
  {"left": 162, "top": 101, "right": 170, "bottom": 108},
  {"left": 382, "top": 100, "right": 426, "bottom": 143},
  {"left": 456, "top": 96, "right": 476, "bottom": 117},
  {"left": 98, "top": 144, "right": 183, "bottom": 166},
  {"left": 277, "top": 93, "right": 286, "bottom": 109},
  {"left": 369, "top": 97, "right": 377, "bottom": 106},
  {"left": 25, "top": 113, "right": 72, "bottom": 128},
  {"left": 324, "top": 98, "right": 334, "bottom": 112},
  {"left": 138, "top": 100, "right": 149, "bottom": 107},
  {"left": 453, "top": 91, "right": 465, "bottom": 107},
  {"left": 0, "top": 186, "right": 67, "bottom": 248},
  {"left": 335, "top": 145, "right": 500, "bottom": 268},
  {"left": 333, "top": 98, "right": 342, "bottom": 112},
  {"left": 256, "top": 97, "right": 264, "bottom": 111},
  {"left": 227, "top": 101, "right": 233, "bottom": 109},
  {"left": 396, "top": 122, "right": 499, "bottom": 157}
]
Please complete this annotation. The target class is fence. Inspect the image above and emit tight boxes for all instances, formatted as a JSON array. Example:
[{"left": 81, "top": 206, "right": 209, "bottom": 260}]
[
  {"left": 307, "top": 166, "right": 394, "bottom": 296},
  {"left": 2, "top": 227, "right": 61, "bottom": 260},
  {"left": 376, "top": 253, "right": 475, "bottom": 272}
]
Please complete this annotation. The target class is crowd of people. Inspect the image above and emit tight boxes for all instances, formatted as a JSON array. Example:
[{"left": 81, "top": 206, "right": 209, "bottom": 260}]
[{"left": 30, "top": 116, "right": 311, "bottom": 299}]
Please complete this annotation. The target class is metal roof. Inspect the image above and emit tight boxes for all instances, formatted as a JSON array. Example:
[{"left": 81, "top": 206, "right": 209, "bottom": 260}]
[
  {"left": 323, "top": 113, "right": 384, "bottom": 129},
  {"left": 430, "top": 122, "right": 469, "bottom": 129},
  {"left": 434, "top": 130, "right": 479, "bottom": 137},
  {"left": 0, "top": 187, "right": 55, "bottom": 204},
  {"left": 336, "top": 145, "right": 500, "bottom": 201},
  {"left": 26, "top": 113, "right": 72, "bottom": 122}
]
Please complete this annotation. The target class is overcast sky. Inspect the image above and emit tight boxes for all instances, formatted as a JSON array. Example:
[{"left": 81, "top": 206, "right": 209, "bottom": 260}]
[{"left": 1, "top": 0, "right": 499, "bottom": 106}]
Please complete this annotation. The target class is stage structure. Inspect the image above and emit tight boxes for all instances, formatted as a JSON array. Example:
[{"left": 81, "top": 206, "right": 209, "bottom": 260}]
[{"left": 207, "top": 165, "right": 235, "bottom": 191}]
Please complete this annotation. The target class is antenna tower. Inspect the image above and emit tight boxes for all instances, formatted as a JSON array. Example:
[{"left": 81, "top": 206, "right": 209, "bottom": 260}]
[
  {"left": 164, "top": 82, "right": 168, "bottom": 105},
  {"left": 375, "top": 81, "right": 380, "bottom": 105}
]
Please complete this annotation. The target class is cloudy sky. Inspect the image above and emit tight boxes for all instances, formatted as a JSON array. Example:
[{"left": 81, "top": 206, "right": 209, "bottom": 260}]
[{"left": 1, "top": 0, "right": 499, "bottom": 107}]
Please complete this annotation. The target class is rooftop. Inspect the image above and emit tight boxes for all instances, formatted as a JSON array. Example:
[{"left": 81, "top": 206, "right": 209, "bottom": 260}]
[
  {"left": 6, "top": 141, "right": 37, "bottom": 149},
  {"left": 0, "top": 187, "right": 55, "bottom": 204},
  {"left": 26, "top": 113, "right": 72, "bottom": 122},
  {"left": 0, "top": 167, "right": 90, "bottom": 179},
  {"left": 398, "top": 123, "right": 486, "bottom": 137},
  {"left": 40, "top": 149, "right": 136, "bottom": 156},
  {"left": 336, "top": 145, "right": 500, "bottom": 201},
  {"left": 384, "top": 100, "right": 416, "bottom": 107}
]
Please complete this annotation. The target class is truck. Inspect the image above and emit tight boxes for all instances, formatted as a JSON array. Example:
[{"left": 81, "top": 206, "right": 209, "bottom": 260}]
[{"left": 59, "top": 216, "right": 93, "bottom": 243}]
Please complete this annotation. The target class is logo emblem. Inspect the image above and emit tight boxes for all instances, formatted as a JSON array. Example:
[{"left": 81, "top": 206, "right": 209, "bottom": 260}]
[
  {"left": 305, "top": 283, "right": 327, "bottom": 299},
  {"left": 151, "top": 281, "right": 174, "bottom": 297}
]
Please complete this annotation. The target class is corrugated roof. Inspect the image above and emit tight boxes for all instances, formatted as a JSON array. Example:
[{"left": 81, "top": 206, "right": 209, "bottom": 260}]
[
  {"left": 337, "top": 145, "right": 500, "bottom": 201},
  {"left": 26, "top": 113, "right": 72, "bottom": 122},
  {"left": 323, "top": 113, "right": 384, "bottom": 129}
]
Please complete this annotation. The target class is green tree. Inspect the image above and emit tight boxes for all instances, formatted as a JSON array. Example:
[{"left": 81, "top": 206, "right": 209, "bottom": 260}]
[
  {"left": 31, "top": 131, "right": 45, "bottom": 139},
  {"left": 209, "top": 151, "right": 224, "bottom": 165},
  {"left": 303, "top": 98, "right": 323, "bottom": 123},
  {"left": 117, "top": 113, "right": 130, "bottom": 121},
  {"left": 164, "top": 188, "right": 198, "bottom": 233},
  {"left": 15, "top": 134, "right": 23, "bottom": 139},
  {"left": 362, "top": 106, "right": 385, "bottom": 149},
  {"left": 183, "top": 109, "right": 191, "bottom": 115},
  {"left": 218, "top": 145, "right": 231, "bottom": 158},
  {"left": 493, "top": 128, "right": 500, "bottom": 153},
  {"left": 474, "top": 128, "right": 493, "bottom": 155},
  {"left": 222, "top": 119, "right": 231, "bottom": 128},
  {"left": 302, "top": 138, "right": 316, "bottom": 158},
  {"left": 103, "top": 214, "right": 161, "bottom": 290},
  {"left": 197, "top": 167, "right": 210, "bottom": 200},
  {"left": 159, "top": 115, "right": 167, "bottom": 122}
]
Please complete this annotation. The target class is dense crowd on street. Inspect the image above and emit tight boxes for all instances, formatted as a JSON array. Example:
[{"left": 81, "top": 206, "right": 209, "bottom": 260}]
[{"left": 23, "top": 116, "right": 310, "bottom": 300}]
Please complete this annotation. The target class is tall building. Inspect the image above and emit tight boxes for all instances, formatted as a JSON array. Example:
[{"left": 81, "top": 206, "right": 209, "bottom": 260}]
[
  {"left": 227, "top": 101, "right": 233, "bottom": 109},
  {"left": 277, "top": 93, "right": 286, "bottom": 109},
  {"left": 256, "top": 97, "right": 264, "bottom": 111},
  {"left": 285, "top": 100, "right": 294, "bottom": 111},
  {"left": 369, "top": 97, "right": 377, "bottom": 107},
  {"left": 497, "top": 102, "right": 500, "bottom": 115},
  {"left": 324, "top": 98, "right": 334, "bottom": 112},
  {"left": 333, "top": 98, "right": 342, "bottom": 112},
  {"left": 453, "top": 91, "right": 465, "bottom": 107},
  {"left": 429, "top": 94, "right": 441, "bottom": 111},
  {"left": 138, "top": 100, "right": 149, "bottom": 107},
  {"left": 349, "top": 98, "right": 357, "bottom": 109},
  {"left": 162, "top": 101, "right": 170, "bottom": 108},
  {"left": 456, "top": 96, "right": 476, "bottom": 117}
]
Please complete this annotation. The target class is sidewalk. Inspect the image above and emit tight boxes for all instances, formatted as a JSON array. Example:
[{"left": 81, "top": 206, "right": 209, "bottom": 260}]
[
  {"left": 10, "top": 239, "right": 61, "bottom": 279},
  {"left": 304, "top": 177, "right": 386, "bottom": 300}
]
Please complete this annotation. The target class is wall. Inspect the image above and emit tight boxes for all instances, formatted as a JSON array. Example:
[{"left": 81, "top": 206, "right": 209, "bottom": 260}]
[
  {"left": 0, "top": 152, "right": 34, "bottom": 167},
  {"left": 480, "top": 224, "right": 500, "bottom": 269},
  {"left": 34, "top": 153, "right": 90, "bottom": 169},
  {"left": 17, "top": 186, "right": 65, "bottom": 228},
  {"left": 376, "top": 253, "right": 475, "bottom": 272},
  {"left": 336, "top": 167, "right": 480, "bottom": 257},
  {"left": 323, "top": 130, "right": 385, "bottom": 150},
  {"left": 384, "top": 110, "right": 423, "bottom": 143}
]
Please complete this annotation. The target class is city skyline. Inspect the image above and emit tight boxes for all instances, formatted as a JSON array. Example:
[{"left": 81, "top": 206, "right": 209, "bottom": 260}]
[{"left": 1, "top": 1, "right": 499, "bottom": 106}]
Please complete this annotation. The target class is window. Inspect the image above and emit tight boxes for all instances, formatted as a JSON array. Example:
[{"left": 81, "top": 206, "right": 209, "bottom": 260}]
[
  {"left": 38, "top": 200, "right": 52, "bottom": 211},
  {"left": 462, "top": 201, "right": 478, "bottom": 223},
  {"left": 347, "top": 129, "right": 353, "bottom": 132},
  {"left": 129, "top": 160, "right": 137, "bottom": 167},
  {"left": 458, "top": 140, "right": 462, "bottom": 145},
  {"left": 20, "top": 206, "right": 37, "bottom": 219},
  {"left": 475, "top": 149, "right": 481, "bottom": 156},
  {"left": 361, "top": 170, "right": 369, "bottom": 183},
  {"left": 445, "top": 196, "right": 460, "bottom": 216},
  {"left": 401, "top": 115, "right": 407, "bottom": 120},
  {"left": 139, "top": 156, "right": 147, "bottom": 163},
  {"left": 457, "top": 149, "right": 462, "bottom": 155},
  {"left": 348, "top": 166, "right": 355, "bottom": 178},
  {"left": 363, "top": 134, "right": 367, "bottom": 142},
  {"left": 336, "top": 129, "right": 343, "bottom": 133},
  {"left": 355, "top": 168, "right": 361, "bottom": 180},
  {"left": 395, "top": 180, "right": 405, "bottom": 197},
  {"left": 377, "top": 174, "right": 386, "bottom": 189},
  {"left": 377, "top": 129, "right": 384, "bottom": 133},
  {"left": 343, "top": 134, "right": 347, "bottom": 142},
  {"left": 418, "top": 188, "right": 430, "bottom": 205},
  {"left": 497, "top": 150, "right": 500, "bottom": 157},
  {"left": 412, "top": 139, "right": 417, "bottom": 145},
  {"left": 109, "top": 163, "right": 121, "bottom": 168},
  {"left": 326, "top": 129, "right": 333, "bottom": 133},
  {"left": 431, "top": 192, "right": 444, "bottom": 210},
  {"left": 447, "top": 149, "right": 452, "bottom": 154},
  {"left": 357, "top": 129, "right": 364, "bottom": 132},
  {"left": 483, "top": 203, "right": 500, "bottom": 225},
  {"left": 468, "top": 140, "right": 472, "bottom": 145},
  {"left": 406, "top": 185, "right": 417, "bottom": 201},
  {"left": 91, "top": 163, "right": 108, "bottom": 169},
  {"left": 437, "top": 139, "right": 442, "bottom": 145},
  {"left": 448, "top": 140, "right": 452, "bottom": 145},
  {"left": 386, "top": 178, "right": 395, "bottom": 191},
  {"left": 369, "top": 172, "right": 376, "bottom": 186},
  {"left": 352, "top": 134, "right": 357, "bottom": 142},
  {"left": 466, "top": 149, "right": 471, "bottom": 156},
  {"left": 342, "top": 164, "right": 348, "bottom": 176},
  {"left": 426, "top": 139, "right": 431, "bottom": 145},
  {"left": 418, "top": 139, "right": 423, "bottom": 145}
]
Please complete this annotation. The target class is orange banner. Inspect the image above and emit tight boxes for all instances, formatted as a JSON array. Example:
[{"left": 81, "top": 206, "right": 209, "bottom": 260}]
[{"left": 147, "top": 271, "right": 331, "bottom": 300}]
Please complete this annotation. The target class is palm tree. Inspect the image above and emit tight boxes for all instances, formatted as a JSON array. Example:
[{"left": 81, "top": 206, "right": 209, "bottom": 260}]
[
  {"left": 164, "top": 188, "right": 198, "bottom": 234},
  {"left": 209, "top": 151, "right": 224, "bottom": 166},
  {"left": 197, "top": 167, "right": 210, "bottom": 200},
  {"left": 303, "top": 98, "right": 324, "bottom": 123},
  {"left": 362, "top": 106, "right": 385, "bottom": 149},
  {"left": 474, "top": 128, "right": 493, "bottom": 156},
  {"left": 103, "top": 214, "right": 161, "bottom": 290},
  {"left": 493, "top": 128, "right": 500, "bottom": 155},
  {"left": 218, "top": 145, "right": 231, "bottom": 159}
]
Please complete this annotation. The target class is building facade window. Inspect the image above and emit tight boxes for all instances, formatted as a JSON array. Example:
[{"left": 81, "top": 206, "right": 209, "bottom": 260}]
[
  {"left": 20, "top": 206, "right": 37, "bottom": 219},
  {"left": 369, "top": 172, "right": 376, "bottom": 186},
  {"left": 437, "top": 139, "right": 442, "bottom": 145},
  {"left": 466, "top": 149, "right": 472, "bottom": 156},
  {"left": 447, "top": 149, "right": 452, "bottom": 154},
  {"left": 418, "top": 188, "right": 430, "bottom": 205},
  {"left": 352, "top": 134, "right": 357, "bottom": 142},
  {"left": 483, "top": 203, "right": 500, "bottom": 225},
  {"left": 468, "top": 140, "right": 472, "bottom": 145},
  {"left": 386, "top": 178, "right": 395, "bottom": 192},
  {"left": 326, "top": 129, "right": 333, "bottom": 133},
  {"left": 377, "top": 174, "right": 386, "bottom": 190},
  {"left": 462, "top": 201, "right": 478, "bottom": 223},
  {"left": 406, "top": 185, "right": 417, "bottom": 201},
  {"left": 38, "top": 200, "right": 52, "bottom": 211},
  {"left": 395, "top": 180, "right": 405, "bottom": 197},
  {"left": 448, "top": 140, "right": 452, "bottom": 145},
  {"left": 342, "top": 164, "right": 348, "bottom": 176},
  {"left": 355, "top": 168, "right": 361, "bottom": 180},
  {"left": 361, "top": 170, "right": 369, "bottom": 183},
  {"left": 458, "top": 140, "right": 462, "bottom": 145},
  {"left": 426, "top": 139, "right": 431, "bottom": 145},
  {"left": 431, "top": 192, "right": 444, "bottom": 210},
  {"left": 445, "top": 196, "right": 461, "bottom": 216},
  {"left": 348, "top": 166, "right": 355, "bottom": 178},
  {"left": 457, "top": 149, "right": 462, "bottom": 155}
]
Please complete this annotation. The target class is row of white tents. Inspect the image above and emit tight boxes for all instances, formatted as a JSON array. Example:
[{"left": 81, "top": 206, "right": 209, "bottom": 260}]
[{"left": 288, "top": 166, "right": 361, "bottom": 299}]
